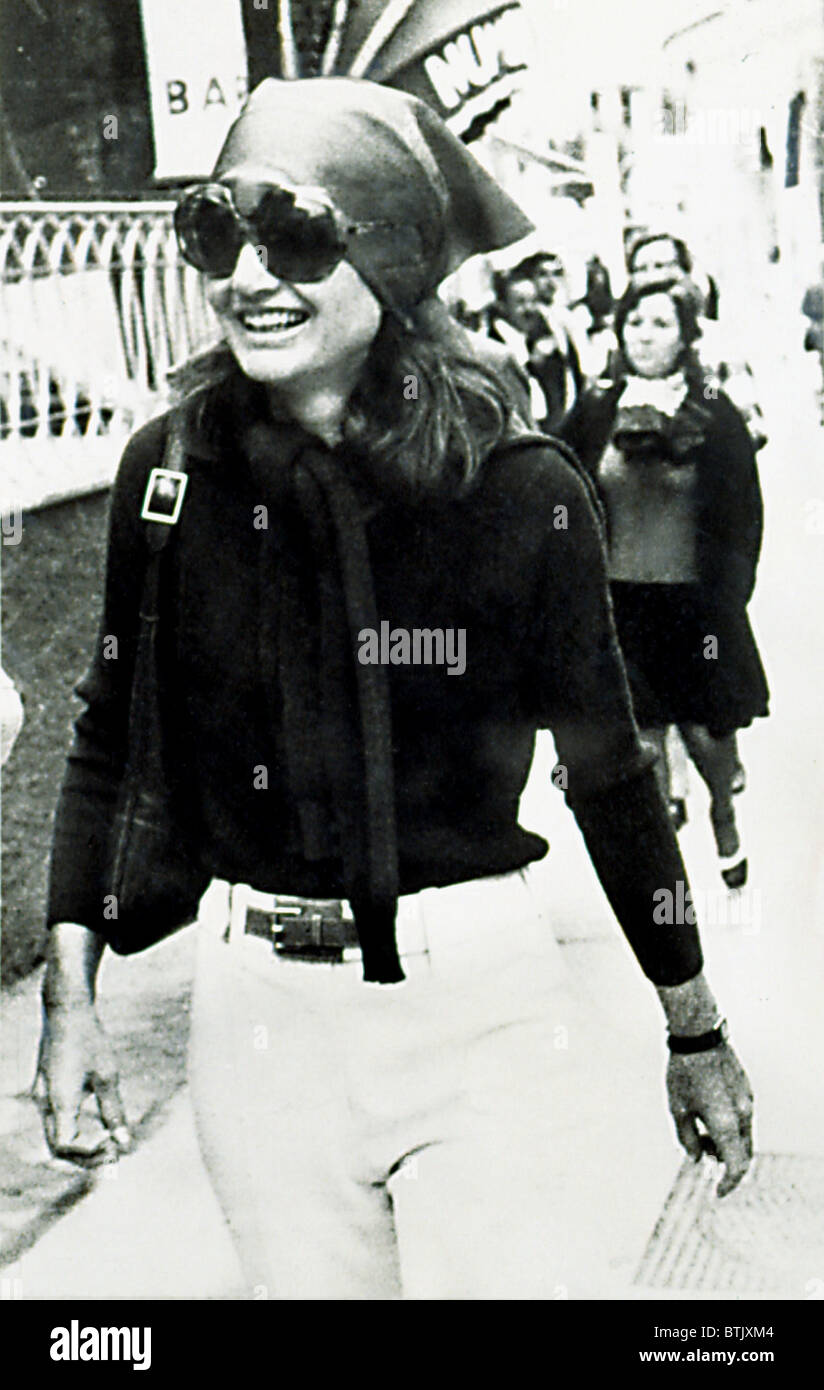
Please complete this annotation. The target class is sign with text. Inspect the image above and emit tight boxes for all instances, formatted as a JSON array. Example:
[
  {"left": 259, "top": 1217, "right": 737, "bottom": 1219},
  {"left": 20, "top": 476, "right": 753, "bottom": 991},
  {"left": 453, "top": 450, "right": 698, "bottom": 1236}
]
[
  {"left": 237, "top": 0, "right": 529, "bottom": 138},
  {"left": 139, "top": 0, "right": 248, "bottom": 180},
  {"left": 387, "top": 3, "right": 529, "bottom": 135}
]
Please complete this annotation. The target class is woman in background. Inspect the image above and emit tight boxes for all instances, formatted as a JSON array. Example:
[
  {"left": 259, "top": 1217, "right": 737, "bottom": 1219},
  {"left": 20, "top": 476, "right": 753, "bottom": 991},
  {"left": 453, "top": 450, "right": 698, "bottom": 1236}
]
[
  {"left": 628, "top": 232, "right": 767, "bottom": 453},
  {"left": 561, "top": 276, "right": 768, "bottom": 886}
]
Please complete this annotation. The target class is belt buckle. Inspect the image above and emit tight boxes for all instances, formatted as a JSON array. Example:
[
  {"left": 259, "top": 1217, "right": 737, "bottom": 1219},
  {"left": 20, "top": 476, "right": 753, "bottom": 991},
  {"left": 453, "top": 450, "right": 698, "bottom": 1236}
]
[{"left": 269, "top": 896, "right": 357, "bottom": 964}]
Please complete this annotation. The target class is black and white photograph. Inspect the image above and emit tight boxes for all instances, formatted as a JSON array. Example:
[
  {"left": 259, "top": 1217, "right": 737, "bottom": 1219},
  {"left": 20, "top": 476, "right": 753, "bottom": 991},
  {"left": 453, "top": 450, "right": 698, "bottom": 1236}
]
[{"left": 1, "top": 0, "right": 823, "bottom": 1352}]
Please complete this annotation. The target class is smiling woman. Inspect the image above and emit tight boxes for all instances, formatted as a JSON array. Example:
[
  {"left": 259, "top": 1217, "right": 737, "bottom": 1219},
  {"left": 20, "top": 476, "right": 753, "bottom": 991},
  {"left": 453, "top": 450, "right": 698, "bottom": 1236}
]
[{"left": 39, "top": 76, "right": 755, "bottom": 1301}]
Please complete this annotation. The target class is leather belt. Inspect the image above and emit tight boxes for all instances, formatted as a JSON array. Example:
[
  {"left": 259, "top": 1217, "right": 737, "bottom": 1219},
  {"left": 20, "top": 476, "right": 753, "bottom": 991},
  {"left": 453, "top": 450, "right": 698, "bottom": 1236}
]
[{"left": 244, "top": 894, "right": 361, "bottom": 963}]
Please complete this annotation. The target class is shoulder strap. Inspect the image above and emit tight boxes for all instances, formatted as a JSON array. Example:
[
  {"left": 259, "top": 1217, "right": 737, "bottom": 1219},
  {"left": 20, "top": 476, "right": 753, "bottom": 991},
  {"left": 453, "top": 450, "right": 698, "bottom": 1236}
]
[
  {"left": 496, "top": 426, "right": 607, "bottom": 533},
  {"left": 141, "top": 413, "right": 190, "bottom": 604},
  {"left": 125, "top": 412, "right": 190, "bottom": 776}
]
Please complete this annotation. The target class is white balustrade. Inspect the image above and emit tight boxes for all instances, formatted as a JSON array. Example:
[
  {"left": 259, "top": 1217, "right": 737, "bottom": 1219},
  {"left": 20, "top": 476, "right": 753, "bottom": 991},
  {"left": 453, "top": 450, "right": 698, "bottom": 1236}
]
[{"left": 0, "top": 202, "right": 218, "bottom": 512}]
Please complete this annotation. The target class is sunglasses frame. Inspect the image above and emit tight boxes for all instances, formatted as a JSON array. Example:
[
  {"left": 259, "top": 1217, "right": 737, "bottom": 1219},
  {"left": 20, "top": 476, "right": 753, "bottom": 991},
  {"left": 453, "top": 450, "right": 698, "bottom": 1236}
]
[{"left": 174, "top": 180, "right": 393, "bottom": 285}]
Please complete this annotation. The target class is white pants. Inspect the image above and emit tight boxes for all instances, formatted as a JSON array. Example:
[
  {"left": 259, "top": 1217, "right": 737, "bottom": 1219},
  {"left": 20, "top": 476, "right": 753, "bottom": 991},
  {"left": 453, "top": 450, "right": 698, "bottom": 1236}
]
[{"left": 189, "top": 871, "right": 661, "bottom": 1300}]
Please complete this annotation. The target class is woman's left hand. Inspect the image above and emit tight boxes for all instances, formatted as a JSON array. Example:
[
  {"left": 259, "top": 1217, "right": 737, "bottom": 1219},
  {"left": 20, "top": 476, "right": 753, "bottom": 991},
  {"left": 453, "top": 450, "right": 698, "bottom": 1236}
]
[{"left": 666, "top": 1044, "right": 754, "bottom": 1196}]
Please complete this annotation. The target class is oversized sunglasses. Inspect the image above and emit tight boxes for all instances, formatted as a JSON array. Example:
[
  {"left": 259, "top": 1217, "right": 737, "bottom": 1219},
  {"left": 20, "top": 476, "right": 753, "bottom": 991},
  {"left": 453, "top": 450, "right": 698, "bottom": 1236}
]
[{"left": 174, "top": 181, "right": 383, "bottom": 284}]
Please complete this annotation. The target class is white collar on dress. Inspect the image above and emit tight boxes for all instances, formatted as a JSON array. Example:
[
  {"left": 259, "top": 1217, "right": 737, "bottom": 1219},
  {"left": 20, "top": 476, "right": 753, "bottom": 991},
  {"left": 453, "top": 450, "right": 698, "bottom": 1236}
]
[{"left": 619, "top": 371, "right": 688, "bottom": 417}]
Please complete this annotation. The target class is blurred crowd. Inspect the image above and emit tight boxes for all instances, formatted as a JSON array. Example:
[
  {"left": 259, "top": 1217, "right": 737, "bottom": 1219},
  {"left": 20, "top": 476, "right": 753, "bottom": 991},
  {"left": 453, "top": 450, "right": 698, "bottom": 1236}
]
[
  {"left": 441, "top": 223, "right": 780, "bottom": 888},
  {"left": 444, "top": 228, "right": 769, "bottom": 450}
]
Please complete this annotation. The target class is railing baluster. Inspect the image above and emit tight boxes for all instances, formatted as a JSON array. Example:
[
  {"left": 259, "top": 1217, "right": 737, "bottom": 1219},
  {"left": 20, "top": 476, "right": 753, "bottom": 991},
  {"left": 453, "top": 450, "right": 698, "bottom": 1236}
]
[{"left": 0, "top": 202, "right": 217, "bottom": 509}]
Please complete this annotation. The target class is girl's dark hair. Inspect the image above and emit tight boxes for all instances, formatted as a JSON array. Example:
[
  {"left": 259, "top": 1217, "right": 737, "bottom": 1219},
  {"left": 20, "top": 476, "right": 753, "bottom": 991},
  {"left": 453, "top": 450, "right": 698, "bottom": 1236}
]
[
  {"left": 627, "top": 232, "right": 692, "bottom": 275},
  {"left": 170, "top": 303, "right": 514, "bottom": 501},
  {"left": 612, "top": 275, "right": 702, "bottom": 378}
]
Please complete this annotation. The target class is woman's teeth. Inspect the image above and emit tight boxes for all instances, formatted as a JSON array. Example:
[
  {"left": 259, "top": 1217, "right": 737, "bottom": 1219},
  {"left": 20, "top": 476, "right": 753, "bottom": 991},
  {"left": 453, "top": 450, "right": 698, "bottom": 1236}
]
[{"left": 239, "top": 308, "right": 309, "bottom": 332}]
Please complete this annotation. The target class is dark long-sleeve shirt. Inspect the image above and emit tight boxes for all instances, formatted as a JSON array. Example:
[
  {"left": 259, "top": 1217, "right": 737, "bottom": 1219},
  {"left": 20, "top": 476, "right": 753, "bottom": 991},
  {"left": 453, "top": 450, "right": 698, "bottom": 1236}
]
[{"left": 47, "top": 374, "right": 703, "bottom": 985}]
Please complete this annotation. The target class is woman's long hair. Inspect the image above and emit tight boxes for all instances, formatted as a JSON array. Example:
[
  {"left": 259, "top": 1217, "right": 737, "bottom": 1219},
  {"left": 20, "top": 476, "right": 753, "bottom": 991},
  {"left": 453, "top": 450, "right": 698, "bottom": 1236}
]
[{"left": 168, "top": 299, "right": 514, "bottom": 501}]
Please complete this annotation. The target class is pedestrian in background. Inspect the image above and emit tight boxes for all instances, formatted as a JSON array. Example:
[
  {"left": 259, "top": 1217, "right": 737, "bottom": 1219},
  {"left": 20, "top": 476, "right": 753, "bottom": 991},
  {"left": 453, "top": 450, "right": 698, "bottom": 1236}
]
[
  {"left": 628, "top": 232, "right": 767, "bottom": 452},
  {"left": 488, "top": 259, "right": 582, "bottom": 428},
  {"left": 560, "top": 275, "right": 769, "bottom": 887}
]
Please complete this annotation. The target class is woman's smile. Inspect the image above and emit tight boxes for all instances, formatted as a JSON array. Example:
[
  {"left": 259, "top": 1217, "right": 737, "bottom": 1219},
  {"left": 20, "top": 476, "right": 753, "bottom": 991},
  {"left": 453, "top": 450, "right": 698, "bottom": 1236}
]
[{"left": 235, "top": 304, "right": 311, "bottom": 337}]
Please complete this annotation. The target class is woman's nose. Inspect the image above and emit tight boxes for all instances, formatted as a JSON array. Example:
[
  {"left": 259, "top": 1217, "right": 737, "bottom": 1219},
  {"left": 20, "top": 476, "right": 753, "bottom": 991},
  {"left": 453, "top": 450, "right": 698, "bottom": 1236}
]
[{"left": 230, "top": 240, "right": 281, "bottom": 295}]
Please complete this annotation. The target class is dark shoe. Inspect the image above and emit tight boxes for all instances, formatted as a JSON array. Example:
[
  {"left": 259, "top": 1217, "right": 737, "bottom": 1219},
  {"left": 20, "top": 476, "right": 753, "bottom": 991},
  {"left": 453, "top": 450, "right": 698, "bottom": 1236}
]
[
  {"left": 710, "top": 800, "right": 740, "bottom": 860},
  {"left": 721, "top": 858, "right": 748, "bottom": 890},
  {"left": 668, "top": 797, "right": 688, "bottom": 832}
]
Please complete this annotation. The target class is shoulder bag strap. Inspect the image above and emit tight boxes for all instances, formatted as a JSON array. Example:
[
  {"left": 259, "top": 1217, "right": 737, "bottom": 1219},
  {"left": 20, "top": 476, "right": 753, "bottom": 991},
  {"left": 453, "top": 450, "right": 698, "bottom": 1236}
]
[
  {"left": 498, "top": 426, "right": 607, "bottom": 534},
  {"left": 124, "top": 414, "right": 189, "bottom": 782}
]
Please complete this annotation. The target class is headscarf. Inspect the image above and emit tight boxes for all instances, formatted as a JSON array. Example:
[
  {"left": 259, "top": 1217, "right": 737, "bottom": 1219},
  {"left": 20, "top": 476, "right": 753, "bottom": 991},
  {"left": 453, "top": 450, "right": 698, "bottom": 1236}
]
[{"left": 213, "top": 76, "right": 534, "bottom": 313}]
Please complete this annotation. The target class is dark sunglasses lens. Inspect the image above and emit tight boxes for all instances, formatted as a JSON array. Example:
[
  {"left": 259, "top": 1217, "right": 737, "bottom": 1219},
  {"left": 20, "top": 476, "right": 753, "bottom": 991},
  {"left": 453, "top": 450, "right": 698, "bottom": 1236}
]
[
  {"left": 254, "top": 188, "right": 346, "bottom": 283},
  {"left": 174, "top": 191, "right": 241, "bottom": 277}
]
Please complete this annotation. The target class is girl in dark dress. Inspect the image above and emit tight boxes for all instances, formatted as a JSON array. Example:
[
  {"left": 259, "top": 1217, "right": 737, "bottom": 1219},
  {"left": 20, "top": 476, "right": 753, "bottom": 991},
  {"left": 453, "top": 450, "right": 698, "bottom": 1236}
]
[{"left": 560, "top": 276, "right": 769, "bottom": 886}]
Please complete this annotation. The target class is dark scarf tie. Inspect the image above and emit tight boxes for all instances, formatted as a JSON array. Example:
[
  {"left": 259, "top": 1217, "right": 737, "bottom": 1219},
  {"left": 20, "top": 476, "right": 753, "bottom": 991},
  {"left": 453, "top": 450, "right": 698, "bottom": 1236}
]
[
  {"left": 612, "top": 394, "right": 712, "bottom": 463},
  {"left": 243, "top": 417, "right": 403, "bottom": 984}
]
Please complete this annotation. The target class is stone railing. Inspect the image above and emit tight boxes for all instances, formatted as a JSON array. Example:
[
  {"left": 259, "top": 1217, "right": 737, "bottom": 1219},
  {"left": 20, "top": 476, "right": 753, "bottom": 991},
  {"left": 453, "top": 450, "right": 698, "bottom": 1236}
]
[{"left": 0, "top": 203, "right": 217, "bottom": 512}]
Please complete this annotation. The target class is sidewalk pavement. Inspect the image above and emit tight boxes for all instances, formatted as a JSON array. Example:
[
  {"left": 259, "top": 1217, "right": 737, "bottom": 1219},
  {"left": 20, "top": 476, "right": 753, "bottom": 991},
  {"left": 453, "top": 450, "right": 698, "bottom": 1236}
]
[{"left": 0, "top": 928, "right": 242, "bottom": 1300}]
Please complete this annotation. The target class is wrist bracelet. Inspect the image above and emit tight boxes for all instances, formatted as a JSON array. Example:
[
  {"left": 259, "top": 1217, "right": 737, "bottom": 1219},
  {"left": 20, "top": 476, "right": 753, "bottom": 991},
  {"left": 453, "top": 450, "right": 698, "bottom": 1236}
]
[{"left": 667, "top": 1018, "right": 728, "bottom": 1054}]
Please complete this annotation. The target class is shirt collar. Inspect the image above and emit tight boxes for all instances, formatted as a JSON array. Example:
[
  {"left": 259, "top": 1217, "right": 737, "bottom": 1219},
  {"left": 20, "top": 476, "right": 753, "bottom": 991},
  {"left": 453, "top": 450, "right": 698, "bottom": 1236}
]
[
  {"left": 178, "top": 367, "right": 383, "bottom": 523},
  {"left": 179, "top": 368, "right": 305, "bottom": 462}
]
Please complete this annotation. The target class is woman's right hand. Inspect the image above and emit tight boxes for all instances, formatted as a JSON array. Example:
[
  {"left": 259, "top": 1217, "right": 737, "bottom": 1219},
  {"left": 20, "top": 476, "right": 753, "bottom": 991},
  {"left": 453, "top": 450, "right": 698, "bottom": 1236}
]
[{"left": 35, "top": 923, "right": 131, "bottom": 1166}]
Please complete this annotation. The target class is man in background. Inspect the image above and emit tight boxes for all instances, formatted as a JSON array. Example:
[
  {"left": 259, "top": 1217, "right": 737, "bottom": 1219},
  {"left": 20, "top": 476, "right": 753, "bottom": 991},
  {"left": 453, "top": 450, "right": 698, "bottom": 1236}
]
[{"left": 488, "top": 258, "right": 583, "bottom": 430}]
